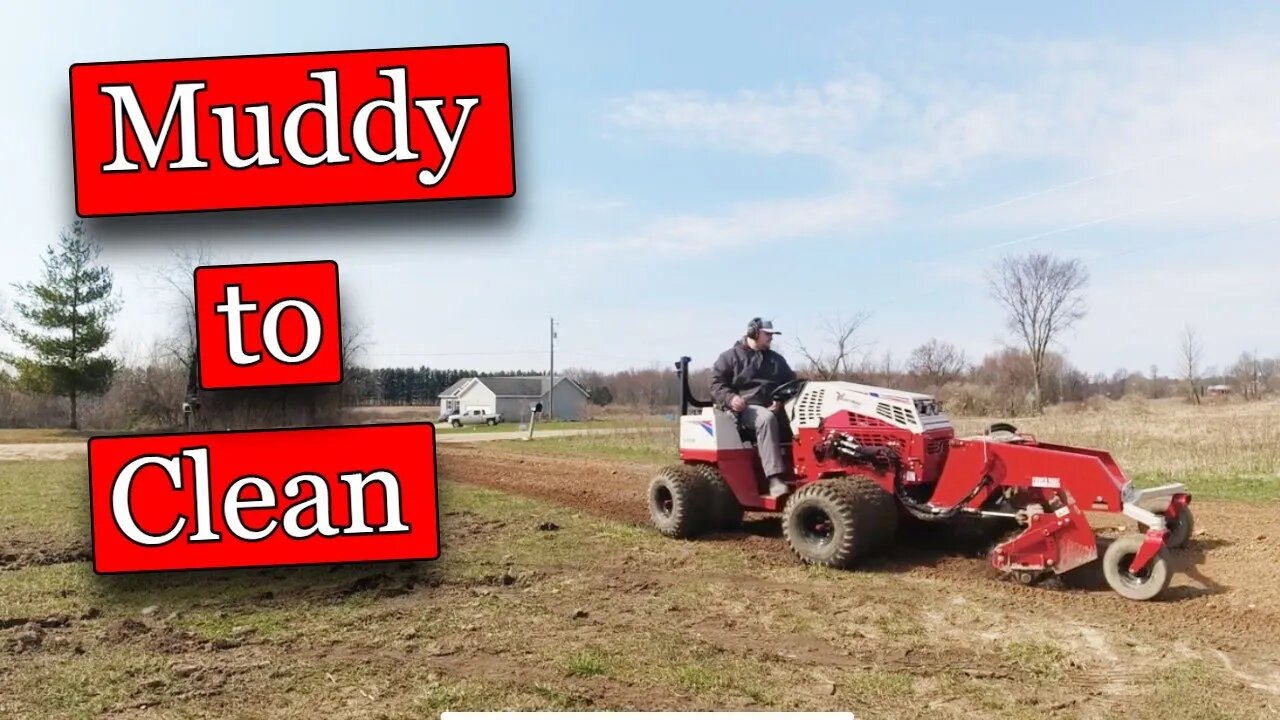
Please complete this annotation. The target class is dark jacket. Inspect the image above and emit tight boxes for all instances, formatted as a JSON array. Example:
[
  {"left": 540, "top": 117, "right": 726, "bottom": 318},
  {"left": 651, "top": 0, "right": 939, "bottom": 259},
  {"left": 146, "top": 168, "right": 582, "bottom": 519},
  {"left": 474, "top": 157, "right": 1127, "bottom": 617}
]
[{"left": 709, "top": 339, "right": 797, "bottom": 409}]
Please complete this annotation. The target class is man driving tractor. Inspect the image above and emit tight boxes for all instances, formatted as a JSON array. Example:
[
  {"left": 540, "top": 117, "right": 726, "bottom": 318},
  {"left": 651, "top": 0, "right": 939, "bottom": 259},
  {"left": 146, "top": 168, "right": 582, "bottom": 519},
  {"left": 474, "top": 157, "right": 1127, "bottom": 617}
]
[{"left": 709, "top": 317, "right": 797, "bottom": 497}]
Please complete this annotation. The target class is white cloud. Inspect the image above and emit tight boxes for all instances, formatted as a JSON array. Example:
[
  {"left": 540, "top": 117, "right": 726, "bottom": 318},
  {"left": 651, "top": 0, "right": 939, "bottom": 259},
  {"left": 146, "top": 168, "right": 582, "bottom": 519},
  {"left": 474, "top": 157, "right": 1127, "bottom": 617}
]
[
  {"left": 598, "top": 189, "right": 897, "bottom": 256},
  {"left": 611, "top": 36, "right": 1280, "bottom": 232},
  {"left": 608, "top": 76, "right": 887, "bottom": 164}
]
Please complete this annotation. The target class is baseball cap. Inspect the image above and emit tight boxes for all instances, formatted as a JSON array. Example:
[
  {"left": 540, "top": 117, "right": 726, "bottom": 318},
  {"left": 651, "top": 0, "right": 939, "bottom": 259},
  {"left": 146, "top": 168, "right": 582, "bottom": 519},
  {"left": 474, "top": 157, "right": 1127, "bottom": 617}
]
[{"left": 758, "top": 320, "right": 782, "bottom": 335}]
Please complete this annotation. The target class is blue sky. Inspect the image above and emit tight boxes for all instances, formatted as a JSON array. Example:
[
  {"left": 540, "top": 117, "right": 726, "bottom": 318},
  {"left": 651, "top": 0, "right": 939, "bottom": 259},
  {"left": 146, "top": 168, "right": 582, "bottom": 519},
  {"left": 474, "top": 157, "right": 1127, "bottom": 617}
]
[{"left": 0, "top": 2, "right": 1277, "bottom": 376}]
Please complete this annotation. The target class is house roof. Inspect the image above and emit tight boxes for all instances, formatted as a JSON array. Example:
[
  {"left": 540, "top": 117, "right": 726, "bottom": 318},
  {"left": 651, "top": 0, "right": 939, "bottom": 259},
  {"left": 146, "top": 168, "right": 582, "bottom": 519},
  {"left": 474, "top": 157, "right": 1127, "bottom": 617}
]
[
  {"left": 438, "top": 378, "right": 474, "bottom": 398},
  {"left": 479, "top": 376, "right": 547, "bottom": 397},
  {"left": 440, "top": 375, "right": 591, "bottom": 399}
]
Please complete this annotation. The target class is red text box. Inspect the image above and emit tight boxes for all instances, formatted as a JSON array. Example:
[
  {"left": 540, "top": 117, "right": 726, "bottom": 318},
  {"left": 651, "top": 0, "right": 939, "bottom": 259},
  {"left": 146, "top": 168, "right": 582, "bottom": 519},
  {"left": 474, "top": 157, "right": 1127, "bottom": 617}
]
[
  {"left": 88, "top": 423, "right": 439, "bottom": 574},
  {"left": 70, "top": 44, "right": 515, "bottom": 216},
  {"left": 194, "top": 260, "right": 342, "bottom": 390}
]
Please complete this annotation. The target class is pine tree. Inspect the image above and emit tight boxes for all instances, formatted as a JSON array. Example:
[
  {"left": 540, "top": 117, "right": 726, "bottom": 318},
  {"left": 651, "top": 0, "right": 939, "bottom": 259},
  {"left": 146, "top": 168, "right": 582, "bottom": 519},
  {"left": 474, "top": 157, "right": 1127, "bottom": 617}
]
[{"left": 1, "top": 221, "right": 119, "bottom": 428}]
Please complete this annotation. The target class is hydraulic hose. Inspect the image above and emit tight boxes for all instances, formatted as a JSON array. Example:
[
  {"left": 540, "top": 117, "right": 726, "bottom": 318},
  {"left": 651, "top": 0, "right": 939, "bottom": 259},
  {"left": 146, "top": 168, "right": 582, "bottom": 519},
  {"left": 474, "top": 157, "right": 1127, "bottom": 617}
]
[{"left": 829, "top": 434, "right": 990, "bottom": 522}]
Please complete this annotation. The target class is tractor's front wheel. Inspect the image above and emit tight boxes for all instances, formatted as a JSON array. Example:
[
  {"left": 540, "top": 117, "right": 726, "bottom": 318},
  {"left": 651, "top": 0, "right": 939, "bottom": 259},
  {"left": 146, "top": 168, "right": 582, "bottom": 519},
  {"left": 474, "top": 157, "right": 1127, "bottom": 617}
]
[
  {"left": 782, "top": 478, "right": 872, "bottom": 569},
  {"left": 648, "top": 465, "right": 711, "bottom": 539},
  {"left": 1102, "top": 534, "right": 1171, "bottom": 601}
]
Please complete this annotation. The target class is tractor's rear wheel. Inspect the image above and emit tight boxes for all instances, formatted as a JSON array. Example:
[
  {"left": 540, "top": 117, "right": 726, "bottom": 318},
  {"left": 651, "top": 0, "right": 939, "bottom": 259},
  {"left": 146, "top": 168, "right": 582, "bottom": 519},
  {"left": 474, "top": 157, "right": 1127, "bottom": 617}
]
[
  {"left": 782, "top": 477, "right": 873, "bottom": 569},
  {"left": 648, "top": 465, "right": 711, "bottom": 539},
  {"left": 1102, "top": 534, "right": 1171, "bottom": 601},
  {"left": 689, "top": 464, "right": 743, "bottom": 532}
]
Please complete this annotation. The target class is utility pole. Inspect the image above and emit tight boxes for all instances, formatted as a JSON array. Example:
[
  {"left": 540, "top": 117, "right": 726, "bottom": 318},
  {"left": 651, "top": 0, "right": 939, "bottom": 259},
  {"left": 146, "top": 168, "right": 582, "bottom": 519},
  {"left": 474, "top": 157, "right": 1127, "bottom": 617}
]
[{"left": 548, "top": 317, "right": 556, "bottom": 420}]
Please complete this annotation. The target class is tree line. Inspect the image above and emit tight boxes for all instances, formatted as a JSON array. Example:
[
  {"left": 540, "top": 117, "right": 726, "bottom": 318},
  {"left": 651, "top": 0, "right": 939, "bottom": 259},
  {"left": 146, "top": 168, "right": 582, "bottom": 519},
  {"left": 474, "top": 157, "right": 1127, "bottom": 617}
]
[
  {"left": 1, "top": 223, "right": 1274, "bottom": 430},
  {"left": 344, "top": 366, "right": 543, "bottom": 406}
]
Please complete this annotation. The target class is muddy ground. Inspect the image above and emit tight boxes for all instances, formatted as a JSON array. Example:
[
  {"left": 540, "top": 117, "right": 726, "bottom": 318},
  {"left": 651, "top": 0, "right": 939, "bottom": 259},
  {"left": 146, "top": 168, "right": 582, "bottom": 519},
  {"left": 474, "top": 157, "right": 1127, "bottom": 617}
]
[{"left": 440, "top": 446, "right": 1280, "bottom": 695}]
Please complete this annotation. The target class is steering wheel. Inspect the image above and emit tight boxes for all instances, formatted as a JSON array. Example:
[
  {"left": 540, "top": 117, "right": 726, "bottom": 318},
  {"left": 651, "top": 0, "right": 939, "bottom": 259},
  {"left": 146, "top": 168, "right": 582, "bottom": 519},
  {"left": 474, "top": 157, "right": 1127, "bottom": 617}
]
[{"left": 771, "top": 378, "right": 808, "bottom": 403}]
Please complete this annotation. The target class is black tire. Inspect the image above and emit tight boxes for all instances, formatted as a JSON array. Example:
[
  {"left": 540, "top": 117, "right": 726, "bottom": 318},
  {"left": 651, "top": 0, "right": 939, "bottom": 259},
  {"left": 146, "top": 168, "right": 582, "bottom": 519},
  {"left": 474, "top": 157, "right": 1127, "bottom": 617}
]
[
  {"left": 689, "top": 464, "right": 743, "bottom": 531},
  {"left": 1165, "top": 505, "right": 1193, "bottom": 549},
  {"left": 1102, "top": 534, "right": 1171, "bottom": 601},
  {"left": 782, "top": 478, "right": 871, "bottom": 569},
  {"left": 451, "top": 420, "right": 462, "bottom": 428},
  {"left": 486, "top": 418, "right": 497, "bottom": 426},
  {"left": 1141, "top": 504, "right": 1193, "bottom": 549},
  {"left": 842, "top": 475, "right": 897, "bottom": 551},
  {"left": 988, "top": 422, "right": 1018, "bottom": 435},
  {"left": 648, "top": 465, "right": 711, "bottom": 539}
]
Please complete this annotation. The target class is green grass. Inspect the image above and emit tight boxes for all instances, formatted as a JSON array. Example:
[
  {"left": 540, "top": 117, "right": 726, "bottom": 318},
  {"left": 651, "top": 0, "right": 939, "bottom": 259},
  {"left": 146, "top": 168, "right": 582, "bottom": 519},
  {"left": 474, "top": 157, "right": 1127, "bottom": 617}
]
[
  {"left": 0, "top": 459, "right": 89, "bottom": 553},
  {"left": 1132, "top": 471, "right": 1280, "bottom": 503},
  {"left": 563, "top": 650, "right": 611, "bottom": 677},
  {"left": 0, "top": 428, "right": 89, "bottom": 444},
  {"left": 490, "top": 426, "right": 677, "bottom": 464}
]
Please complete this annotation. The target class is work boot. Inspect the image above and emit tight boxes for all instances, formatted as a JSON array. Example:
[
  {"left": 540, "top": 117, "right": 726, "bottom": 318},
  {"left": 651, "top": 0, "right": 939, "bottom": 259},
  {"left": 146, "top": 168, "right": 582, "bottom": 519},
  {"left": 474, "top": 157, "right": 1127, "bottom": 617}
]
[{"left": 767, "top": 476, "right": 789, "bottom": 497}]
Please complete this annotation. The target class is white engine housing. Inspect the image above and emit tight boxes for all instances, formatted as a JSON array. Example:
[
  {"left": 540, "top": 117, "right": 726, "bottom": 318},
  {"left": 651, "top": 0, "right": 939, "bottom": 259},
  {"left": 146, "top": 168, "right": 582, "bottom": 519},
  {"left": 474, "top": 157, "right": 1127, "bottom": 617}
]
[{"left": 788, "top": 381, "right": 951, "bottom": 433}]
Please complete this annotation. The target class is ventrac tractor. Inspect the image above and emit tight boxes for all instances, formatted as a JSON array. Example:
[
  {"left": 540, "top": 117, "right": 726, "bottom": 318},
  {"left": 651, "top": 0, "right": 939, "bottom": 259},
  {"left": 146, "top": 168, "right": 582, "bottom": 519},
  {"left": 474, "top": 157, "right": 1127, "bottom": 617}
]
[{"left": 647, "top": 357, "right": 1195, "bottom": 601}]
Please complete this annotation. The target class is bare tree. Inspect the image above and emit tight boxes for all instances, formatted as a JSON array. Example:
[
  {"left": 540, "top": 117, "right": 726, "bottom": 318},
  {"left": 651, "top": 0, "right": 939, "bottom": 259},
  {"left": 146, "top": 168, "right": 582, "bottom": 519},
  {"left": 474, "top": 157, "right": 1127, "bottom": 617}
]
[
  {"left": 1229, "top": 349, "right": 1264, "bottom": 400},
  {"left": 987, "top": 253, "right": 1089, "bottom": 412},
  {"left": 908, "top": 339, "right": 969, "bottom": 387},
  {"left": 145, "top": 244, "right": 216, "bottom": 371},
  {"left": 1178, "top": 324, "right": 1203, "bottom": 404},
  {"left": 794, "top": 312, "right": 869, "bottom": 380}
]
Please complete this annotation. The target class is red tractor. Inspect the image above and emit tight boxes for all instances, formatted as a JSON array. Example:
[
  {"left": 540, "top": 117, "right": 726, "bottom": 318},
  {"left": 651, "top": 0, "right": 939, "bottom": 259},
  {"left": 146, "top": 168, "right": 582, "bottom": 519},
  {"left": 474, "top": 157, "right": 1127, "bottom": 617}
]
[{"left": 647, "top": 357, "right": 1194, "bottom": 601}]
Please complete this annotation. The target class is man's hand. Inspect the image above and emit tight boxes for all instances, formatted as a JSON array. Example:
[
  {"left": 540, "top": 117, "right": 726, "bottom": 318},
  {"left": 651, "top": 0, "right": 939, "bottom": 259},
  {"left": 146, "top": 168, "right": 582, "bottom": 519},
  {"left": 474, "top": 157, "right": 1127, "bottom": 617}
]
[
  {"left": 729, "top": 395, "right": 746, "bottom": 412},
  {"left": 769, "top": 401, "right": 782, "bottom": 412}
]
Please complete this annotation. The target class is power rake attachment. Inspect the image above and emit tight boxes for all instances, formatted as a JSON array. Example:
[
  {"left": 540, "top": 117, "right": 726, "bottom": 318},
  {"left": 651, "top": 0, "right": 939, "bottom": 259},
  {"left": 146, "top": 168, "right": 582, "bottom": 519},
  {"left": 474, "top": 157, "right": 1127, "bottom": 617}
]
[{"left": 649, "top": 356, "right": 1195, "bottom": 601}]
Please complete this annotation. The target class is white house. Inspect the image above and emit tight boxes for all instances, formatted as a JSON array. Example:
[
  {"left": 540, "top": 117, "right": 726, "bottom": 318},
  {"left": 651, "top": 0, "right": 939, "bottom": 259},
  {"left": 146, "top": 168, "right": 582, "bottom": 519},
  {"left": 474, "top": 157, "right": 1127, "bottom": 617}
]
[{"left": 438, "top": 376, "right": 590, "bottom": 421}]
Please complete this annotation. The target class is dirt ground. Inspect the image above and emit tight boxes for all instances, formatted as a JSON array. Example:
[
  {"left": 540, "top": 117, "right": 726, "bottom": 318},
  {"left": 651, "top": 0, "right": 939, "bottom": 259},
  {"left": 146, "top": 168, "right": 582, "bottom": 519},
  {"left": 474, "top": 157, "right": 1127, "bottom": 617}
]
[{"left": 439, "top": 446, "right": 1280, "bottom": 696}]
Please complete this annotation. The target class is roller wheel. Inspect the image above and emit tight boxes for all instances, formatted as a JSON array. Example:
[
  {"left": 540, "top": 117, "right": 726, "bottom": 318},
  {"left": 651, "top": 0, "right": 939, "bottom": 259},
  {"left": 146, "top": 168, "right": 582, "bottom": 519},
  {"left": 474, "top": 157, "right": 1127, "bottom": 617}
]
[
  {"left": 782, "top": 477, "right": 871, "bottom": 569},
  {"left": 842, "top": 474, "right": 897, "bottom": 551},
  {"left": 1165, "top": 504, "right": 1194, "bottom": 549},
  {"left": 648, "top": 465, "right": 711, "bottom": 539},
  {"left": 1141, "top": 504, "right": 1194, "bottom": 549},
  {"left": 1102, "top": 534, "right": 1171, "bottom": 601},
  {"left": 689, "top": 464, "right": 743, "bottom": 532}
]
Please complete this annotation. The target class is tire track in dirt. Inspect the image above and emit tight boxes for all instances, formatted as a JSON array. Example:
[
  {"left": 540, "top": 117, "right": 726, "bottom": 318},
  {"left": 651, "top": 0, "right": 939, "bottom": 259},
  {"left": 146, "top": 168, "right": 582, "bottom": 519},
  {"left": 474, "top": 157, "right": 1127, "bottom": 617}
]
[{"left": 439, "top": 446, "right": 1280, "bottom": 664}]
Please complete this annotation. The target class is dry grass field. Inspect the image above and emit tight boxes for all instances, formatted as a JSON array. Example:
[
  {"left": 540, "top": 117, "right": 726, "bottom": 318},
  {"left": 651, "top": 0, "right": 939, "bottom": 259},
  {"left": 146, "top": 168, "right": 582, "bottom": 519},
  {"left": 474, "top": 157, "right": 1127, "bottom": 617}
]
[
  {"left": 956, "top": 397, "right": 1280, "bottom": 491},
  {"left": 490, "top": 398, "right": 1280, "bottom": 501}
]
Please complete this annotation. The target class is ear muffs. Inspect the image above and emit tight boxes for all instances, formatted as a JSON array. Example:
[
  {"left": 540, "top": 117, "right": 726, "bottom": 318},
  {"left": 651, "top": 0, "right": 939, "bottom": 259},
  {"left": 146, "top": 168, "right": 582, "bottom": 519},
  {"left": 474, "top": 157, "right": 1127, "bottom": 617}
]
[{"left": 746, "top": 317, "right": 763, "bottom": 339}]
